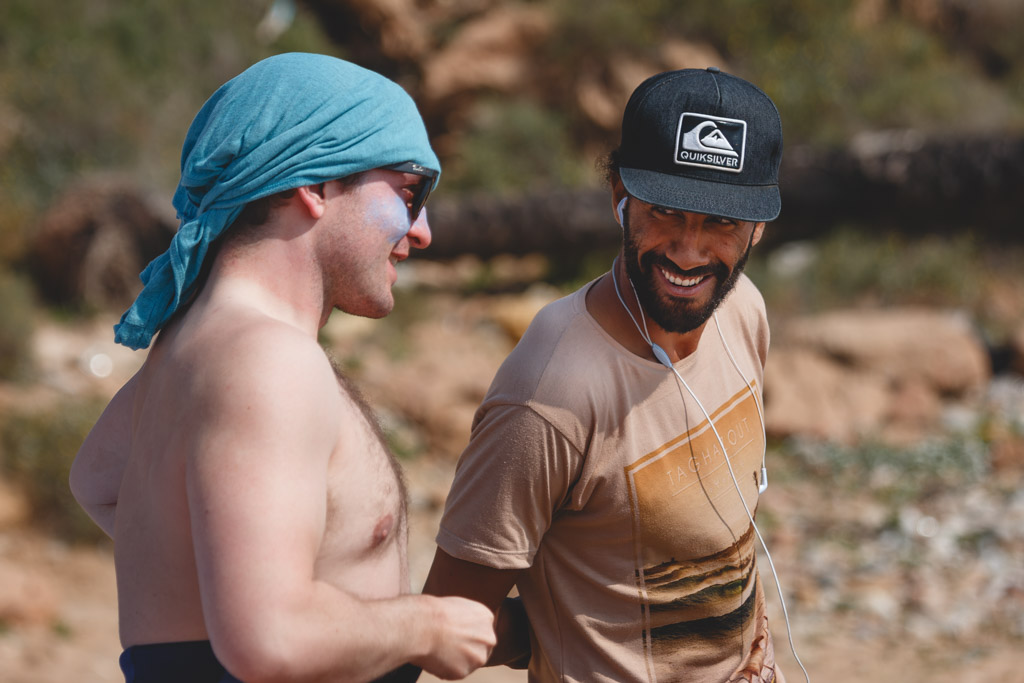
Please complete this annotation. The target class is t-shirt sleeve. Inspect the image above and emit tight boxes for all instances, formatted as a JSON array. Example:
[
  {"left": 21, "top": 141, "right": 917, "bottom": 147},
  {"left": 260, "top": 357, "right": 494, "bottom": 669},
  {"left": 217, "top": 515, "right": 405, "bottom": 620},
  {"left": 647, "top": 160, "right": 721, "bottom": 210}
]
[{"left": 436, "top": 402, "right": 582, "bottom": 570}]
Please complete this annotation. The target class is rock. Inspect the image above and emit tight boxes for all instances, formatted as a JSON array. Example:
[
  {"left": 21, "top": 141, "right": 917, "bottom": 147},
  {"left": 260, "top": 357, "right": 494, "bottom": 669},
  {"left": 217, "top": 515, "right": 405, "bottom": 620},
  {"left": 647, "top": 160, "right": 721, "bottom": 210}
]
[
  {"left": 28, "top": 175, "right": 175, "bottom": 311},
  {"left": 659, "top": 39, "right": 726, "bottom": 72},
  {"left": 486, "top": 283, "right": 561, "bottom": 342},
  {"left": 421, "top": 5, "right": 553, "bottom": 103},
  {"left": 764, "top": 348, "right": 890, "bottom": 442},
  {"left": 345, "top": 307, "right": 513, "bottom": 458},
  {"left": 883, "top": 377, "right": 945, "bottom": 445},
  {"left": 342, "top": 0, "right": 431, "bottom": 60},
  {"left": 784, "top": 308, "right": 991, "bottom": 398},
  {"left": 575, "top": 55, "right": 657, "bottom": 131},
  {"left": 571, "top": 39, "right": 725, "bottom": 134},
  {"left": 765, "top": 308, "right": 992, "bottom": 443}
]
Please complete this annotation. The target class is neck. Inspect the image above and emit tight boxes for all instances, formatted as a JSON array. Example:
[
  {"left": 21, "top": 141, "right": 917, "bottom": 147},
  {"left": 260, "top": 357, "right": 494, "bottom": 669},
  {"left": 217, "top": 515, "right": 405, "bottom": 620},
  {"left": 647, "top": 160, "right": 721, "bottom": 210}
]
[
  {"left": 607, "top": 255, "right": 706, "bottom": 363},
  {"left": 197, "top": 228, "right": 327, "bottom": 338}
]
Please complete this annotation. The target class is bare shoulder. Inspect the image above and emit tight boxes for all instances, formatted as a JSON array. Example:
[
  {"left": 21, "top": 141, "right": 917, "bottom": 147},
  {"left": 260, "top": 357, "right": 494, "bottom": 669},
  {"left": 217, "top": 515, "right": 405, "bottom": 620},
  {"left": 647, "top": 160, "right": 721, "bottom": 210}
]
[
  {"left": 167, "top": 314, "right": 343, "bottom": 461},
  {"left": 187, "top": 316, "right": 336, "bottom": 398}
]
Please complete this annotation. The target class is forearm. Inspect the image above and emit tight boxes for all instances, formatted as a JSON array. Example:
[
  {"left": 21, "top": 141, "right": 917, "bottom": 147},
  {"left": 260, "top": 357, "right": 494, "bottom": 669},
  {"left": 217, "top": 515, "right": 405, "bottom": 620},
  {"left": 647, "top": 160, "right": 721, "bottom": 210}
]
[
  {"left": 212, "top": 589, "right": 430, "bottom": 682},
  {"left": 210, "top": 585, "right": 492, "bottom": 683},
  {"left": 422, "top": 548, "right": 528, "bottom": 669},
  {"left": 487, "top": 597, "right": 531, "bottom": 668}
]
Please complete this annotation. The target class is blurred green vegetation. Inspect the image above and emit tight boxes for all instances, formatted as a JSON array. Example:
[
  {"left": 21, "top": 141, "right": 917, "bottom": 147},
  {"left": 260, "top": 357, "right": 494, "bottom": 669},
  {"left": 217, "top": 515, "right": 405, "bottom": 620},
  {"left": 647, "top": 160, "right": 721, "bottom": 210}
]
[
  {"left": 0, "top": 0, "right": 340, "bottom": 261},
  {"left": 0, "top": 398, "right": 108, "bottom": 544},
  {"left": 0, "top": 0, "right": 340, "bottom": 377},
  {"left": 0, "top": 270, "right": 36, "bottom": 381},
  {"left": 786, "top": 434, "right": 990, "bottom": 506},
  {"left": 748, "top": 229, "right": 985, "bottom": 311},
  {"left": 442, "top": 97, "right": 591, "bottom": 194},
  {"left": 542, "top": 0, "right": 1024, "bottom": 155},
  {"left": 746, "top": 229, "right": 1024, "bottom": 343}
]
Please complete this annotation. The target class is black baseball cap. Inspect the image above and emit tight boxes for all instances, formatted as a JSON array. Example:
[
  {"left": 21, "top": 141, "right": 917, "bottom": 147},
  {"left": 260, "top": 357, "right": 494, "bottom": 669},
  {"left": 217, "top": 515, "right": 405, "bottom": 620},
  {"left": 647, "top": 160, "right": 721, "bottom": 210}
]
[{"left": 618, "top": 67, "right": 783, "bottom": 222}]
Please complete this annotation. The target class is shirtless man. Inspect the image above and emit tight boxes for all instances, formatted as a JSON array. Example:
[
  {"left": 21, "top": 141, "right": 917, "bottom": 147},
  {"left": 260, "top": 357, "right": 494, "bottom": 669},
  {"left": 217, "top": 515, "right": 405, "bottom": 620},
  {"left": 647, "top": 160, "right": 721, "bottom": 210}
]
[{"left": 69, "top": 53, "right": 495, "bottom": 683}]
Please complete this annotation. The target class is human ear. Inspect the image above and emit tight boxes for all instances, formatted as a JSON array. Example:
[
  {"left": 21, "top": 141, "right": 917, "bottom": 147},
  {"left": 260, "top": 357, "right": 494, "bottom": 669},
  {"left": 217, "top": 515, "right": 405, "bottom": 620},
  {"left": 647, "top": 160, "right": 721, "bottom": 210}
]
[
  {"left": 295, "top": 183, "right": 328, "bottom": 219},
  {"left": 751, "top": 222, "right": 766, "bottom": 246},
  {"left": 610, "top": 175, "right": 628, "bottom": 227}
]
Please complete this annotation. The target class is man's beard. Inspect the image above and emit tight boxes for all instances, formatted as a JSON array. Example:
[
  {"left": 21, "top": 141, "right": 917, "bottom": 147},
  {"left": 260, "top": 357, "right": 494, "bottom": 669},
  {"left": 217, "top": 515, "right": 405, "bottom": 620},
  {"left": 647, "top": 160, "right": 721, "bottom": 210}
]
[{"left": 622, "top": 224, "right": 752, "bottom": 334}]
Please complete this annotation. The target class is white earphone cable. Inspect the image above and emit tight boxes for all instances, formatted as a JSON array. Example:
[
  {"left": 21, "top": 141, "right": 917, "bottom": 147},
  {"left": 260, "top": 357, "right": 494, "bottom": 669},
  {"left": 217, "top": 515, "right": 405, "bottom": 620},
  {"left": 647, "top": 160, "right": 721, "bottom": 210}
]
[
  {"left": 610, "top": 261, "right": 810, "bottom": 683},
  {"left": 713, "top": 314, "right": 768, "bottom": 485}
]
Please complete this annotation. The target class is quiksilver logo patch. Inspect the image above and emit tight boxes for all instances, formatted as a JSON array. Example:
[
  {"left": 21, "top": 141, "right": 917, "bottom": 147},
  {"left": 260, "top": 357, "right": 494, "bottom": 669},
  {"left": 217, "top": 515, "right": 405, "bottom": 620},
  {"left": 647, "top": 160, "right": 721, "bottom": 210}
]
[{"left": 674, "top": 113, "right": 746, "bottom": 174}]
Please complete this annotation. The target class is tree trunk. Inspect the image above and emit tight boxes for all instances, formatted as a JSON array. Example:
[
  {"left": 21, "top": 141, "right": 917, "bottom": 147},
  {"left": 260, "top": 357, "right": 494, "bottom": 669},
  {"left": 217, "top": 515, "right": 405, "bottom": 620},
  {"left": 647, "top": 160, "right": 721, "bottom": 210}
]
[{"left": 421, "top": 132, "right": 1024, "bottom": 259}]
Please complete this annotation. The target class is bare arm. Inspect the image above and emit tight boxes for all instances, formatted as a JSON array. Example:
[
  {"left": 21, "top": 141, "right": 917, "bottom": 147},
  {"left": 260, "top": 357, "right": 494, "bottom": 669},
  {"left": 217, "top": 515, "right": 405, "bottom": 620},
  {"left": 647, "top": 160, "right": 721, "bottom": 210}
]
[
  {"left": 186, "top": 330, "right": 494, "bottom": 682},
  {"left": 423, "top": 548, "right": 531, "bottom": 668},
  {"left": 69, "top": 373, "right": 137, "bottom": 537}
]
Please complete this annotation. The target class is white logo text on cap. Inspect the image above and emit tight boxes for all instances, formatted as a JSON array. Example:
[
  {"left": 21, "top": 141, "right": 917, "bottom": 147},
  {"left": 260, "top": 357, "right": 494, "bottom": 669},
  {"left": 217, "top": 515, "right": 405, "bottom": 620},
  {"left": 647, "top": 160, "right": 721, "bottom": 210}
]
[{"left": 675, "top": 113, "right": 747, "bottom": 174}]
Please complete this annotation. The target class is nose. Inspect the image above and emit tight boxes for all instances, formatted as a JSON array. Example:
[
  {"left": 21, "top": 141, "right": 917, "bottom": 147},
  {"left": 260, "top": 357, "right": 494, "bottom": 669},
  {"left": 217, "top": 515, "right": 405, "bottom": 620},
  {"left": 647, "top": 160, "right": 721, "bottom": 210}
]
[
  {"left": 668, "top": 216, "right": 712, "bottom": 270},
  {"left": 407, "top": 207, "right": 432, "bottom": 250}
]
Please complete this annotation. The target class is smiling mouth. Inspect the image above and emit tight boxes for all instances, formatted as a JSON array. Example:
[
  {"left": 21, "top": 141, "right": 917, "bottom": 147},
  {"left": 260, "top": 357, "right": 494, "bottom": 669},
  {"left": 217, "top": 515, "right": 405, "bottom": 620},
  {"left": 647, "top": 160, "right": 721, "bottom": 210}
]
[
  {"left": 389, "top": 248, "right": 409, "bottom": 266},
  {"left": 659, "top": 266, "right": 708, "bottom": 288}
]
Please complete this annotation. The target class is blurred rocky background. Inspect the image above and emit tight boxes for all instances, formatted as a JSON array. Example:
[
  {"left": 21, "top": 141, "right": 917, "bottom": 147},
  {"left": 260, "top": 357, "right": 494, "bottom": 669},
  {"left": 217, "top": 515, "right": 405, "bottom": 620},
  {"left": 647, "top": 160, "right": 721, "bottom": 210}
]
[{"left": 1, "top": 1, "right": 1023, "bottom": 681}]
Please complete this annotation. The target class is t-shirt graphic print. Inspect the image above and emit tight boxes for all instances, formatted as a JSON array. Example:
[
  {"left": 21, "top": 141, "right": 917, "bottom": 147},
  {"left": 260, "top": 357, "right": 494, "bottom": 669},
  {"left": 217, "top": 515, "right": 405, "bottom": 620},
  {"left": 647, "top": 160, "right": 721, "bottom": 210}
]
[{"left": 626, "top": 385, "right": 766, "bottom": 682}]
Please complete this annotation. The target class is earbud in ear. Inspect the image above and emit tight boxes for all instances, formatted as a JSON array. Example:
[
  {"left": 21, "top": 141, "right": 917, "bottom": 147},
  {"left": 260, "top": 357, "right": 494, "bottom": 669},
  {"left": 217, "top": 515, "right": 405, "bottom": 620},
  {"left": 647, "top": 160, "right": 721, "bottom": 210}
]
[
  {"left": 616, "top": 197, "right": 627, "bottom": 226},
  {"left": 758, "top": 466, "right": 768, "bottom": 494}
]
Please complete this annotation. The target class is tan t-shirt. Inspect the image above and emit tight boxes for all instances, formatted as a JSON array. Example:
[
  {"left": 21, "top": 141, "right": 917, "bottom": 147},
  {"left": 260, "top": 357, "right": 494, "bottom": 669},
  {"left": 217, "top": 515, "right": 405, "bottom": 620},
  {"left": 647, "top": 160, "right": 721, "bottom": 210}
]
[{"left": 438, "top": 274, "right": 782, "bottom": 683}]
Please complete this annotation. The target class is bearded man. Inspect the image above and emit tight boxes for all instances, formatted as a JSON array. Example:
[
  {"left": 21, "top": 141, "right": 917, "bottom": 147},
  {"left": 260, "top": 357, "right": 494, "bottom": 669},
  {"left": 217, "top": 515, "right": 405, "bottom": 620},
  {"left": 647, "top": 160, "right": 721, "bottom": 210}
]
[{"left": 422, "top": 67, "right": 795, "bottom": 683}]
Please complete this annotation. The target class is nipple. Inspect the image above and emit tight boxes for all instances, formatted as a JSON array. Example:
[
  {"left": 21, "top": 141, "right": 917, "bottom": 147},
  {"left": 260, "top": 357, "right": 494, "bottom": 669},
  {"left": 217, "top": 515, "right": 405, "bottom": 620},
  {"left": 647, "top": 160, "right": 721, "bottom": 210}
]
[{"left": 371, "top": 513, "right": 394, "bottom": 547}]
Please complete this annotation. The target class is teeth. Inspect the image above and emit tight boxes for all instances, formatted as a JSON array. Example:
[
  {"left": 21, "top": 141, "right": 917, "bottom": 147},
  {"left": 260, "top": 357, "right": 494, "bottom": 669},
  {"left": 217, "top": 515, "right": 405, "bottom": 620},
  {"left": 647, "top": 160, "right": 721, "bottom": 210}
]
[{"left": 661, "top": 267, "right": 704, "bottom": 287}]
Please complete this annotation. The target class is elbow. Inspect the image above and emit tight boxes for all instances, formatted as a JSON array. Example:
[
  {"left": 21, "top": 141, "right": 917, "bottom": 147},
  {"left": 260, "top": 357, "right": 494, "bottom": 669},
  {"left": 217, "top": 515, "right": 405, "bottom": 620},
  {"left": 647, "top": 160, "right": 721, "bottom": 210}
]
[
  {"left": 214, "top": 631, "right": 375, "bottom": 683},
  {"left": 215, "top": 640, "right": 292, "bottom": 683},
  {"left": 223, "top": 661, "right": 291, "bottom": 683},
  {"left": 211, "top": 620, "right": 327, "bottom": 683}
]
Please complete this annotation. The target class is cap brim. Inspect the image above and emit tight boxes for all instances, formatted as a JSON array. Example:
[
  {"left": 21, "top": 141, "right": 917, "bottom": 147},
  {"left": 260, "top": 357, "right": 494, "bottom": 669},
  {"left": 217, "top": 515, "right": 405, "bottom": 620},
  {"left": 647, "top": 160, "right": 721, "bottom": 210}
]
[{"left": 620, "top": 167, "right": 780, "bottom": 222}]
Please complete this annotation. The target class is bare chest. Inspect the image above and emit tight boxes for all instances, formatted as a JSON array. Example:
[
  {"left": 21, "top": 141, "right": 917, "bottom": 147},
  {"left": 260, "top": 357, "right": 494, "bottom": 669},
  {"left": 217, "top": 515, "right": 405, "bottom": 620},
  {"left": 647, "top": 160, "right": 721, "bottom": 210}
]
[{"left": 314, "top": 379, "right": 409, "bottom": 597}]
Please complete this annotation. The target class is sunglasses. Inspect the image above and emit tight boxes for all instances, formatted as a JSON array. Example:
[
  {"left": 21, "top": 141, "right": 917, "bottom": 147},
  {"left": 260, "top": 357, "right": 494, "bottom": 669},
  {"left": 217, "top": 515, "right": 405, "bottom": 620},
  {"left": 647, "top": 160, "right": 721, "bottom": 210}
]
[{"left": 386, "top": 161, "right": 439, "bottom": 221}]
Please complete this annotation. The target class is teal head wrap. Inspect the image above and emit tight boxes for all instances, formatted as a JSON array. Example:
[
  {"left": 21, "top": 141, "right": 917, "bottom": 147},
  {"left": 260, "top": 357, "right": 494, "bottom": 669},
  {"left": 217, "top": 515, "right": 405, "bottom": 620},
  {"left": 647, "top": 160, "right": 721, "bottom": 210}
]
[{"left": 113, "top": 52, "right": 440, "bottom": 350}]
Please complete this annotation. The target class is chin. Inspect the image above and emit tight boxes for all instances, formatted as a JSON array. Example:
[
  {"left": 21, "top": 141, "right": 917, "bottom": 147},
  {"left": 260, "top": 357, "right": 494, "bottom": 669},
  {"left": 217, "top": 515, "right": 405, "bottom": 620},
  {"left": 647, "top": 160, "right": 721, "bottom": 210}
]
[
  {"left": 337, "top": 295, "right": 394, "bottom": 320},
  {"left": 363, "top": 302, "right": 395, "bottom": 319}
]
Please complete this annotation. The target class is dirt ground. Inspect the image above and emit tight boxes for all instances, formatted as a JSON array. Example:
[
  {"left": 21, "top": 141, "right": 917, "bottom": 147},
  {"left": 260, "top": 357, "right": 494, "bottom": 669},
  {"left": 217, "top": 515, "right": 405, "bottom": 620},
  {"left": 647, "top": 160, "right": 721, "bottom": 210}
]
[{"left": 1, "top": 287, "right": 1021, "bottom": 682}]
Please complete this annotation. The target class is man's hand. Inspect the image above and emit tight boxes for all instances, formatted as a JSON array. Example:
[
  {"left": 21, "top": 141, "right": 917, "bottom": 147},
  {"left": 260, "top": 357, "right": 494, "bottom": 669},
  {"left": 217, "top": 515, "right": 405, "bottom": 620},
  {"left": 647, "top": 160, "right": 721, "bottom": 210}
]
[{"left": 413, "top": 595, "right": 497, "bottom": 680}]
